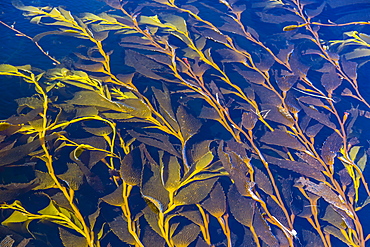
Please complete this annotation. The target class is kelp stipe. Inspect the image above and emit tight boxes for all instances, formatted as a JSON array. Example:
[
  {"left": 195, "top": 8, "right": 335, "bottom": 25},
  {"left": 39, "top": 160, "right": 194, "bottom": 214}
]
[{"left": 1, "top": 0, "right": 370, "bottom": 246}]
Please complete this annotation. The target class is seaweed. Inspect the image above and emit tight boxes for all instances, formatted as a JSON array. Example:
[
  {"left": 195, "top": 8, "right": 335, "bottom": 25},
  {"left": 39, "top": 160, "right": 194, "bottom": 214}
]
[{"left": 0, "top": 0, "right": 370, "bottom": 246}]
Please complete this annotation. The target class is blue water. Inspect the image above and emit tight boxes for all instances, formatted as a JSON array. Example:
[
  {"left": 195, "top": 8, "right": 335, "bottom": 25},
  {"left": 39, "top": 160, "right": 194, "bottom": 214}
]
[{"left": 0, "top": 0, "right": 108, "bottom": 67}]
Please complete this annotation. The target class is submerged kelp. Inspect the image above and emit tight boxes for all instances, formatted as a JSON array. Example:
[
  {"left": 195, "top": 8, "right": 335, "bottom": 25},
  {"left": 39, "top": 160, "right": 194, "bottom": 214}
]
[{"left": 0, "top": 0, "right": 370, "bottom": 246}]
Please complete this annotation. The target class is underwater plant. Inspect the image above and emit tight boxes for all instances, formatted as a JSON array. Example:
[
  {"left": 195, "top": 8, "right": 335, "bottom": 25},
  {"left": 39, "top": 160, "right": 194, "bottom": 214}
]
[{"left": 0, "top": 0, "right": 370, "bottom": 246}]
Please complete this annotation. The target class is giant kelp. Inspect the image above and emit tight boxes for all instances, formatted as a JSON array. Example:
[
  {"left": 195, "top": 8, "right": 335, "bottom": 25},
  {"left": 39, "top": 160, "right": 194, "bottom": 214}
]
[{"left": 0, "top": 0, "right": 370, "bottom": 246}]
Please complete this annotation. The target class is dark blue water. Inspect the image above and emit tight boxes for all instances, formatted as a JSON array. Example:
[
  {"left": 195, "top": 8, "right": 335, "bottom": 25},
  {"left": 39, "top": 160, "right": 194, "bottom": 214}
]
[{"left": 0, "top": 0, "right": 108, "bottom": 67}]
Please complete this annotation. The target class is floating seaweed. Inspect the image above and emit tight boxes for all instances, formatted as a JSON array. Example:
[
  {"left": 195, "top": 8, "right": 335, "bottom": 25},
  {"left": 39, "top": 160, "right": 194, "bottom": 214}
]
[{"left": 0, "top": 0, "right": 370, "bottom": 246}]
